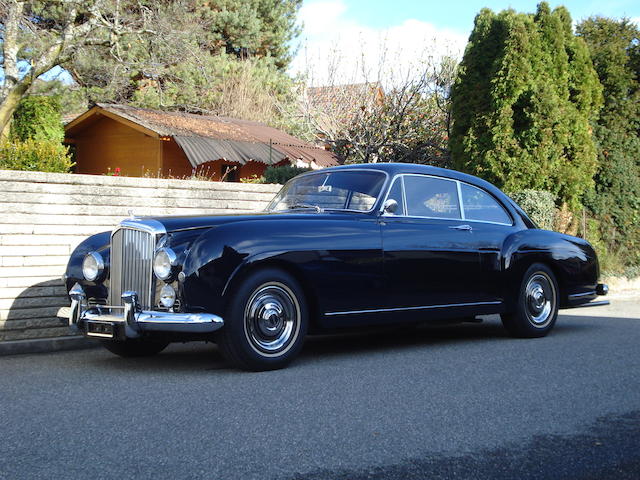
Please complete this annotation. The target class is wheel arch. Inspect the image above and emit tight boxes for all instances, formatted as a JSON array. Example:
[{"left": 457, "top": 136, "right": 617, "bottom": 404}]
[
  {"left": 222, "top": 258, "right": 321, "bottom": 331},
  {"left": 505, "top": 254, "right": 568, "bottom": 309}
]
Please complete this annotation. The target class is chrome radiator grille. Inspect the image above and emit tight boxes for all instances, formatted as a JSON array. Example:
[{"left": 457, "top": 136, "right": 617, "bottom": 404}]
[{"left": 109, "top": 228, "right": 155, "bottom": 308}]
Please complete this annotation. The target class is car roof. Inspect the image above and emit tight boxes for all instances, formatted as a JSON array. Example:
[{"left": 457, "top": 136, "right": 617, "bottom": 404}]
[
  {"left": 313, "top": 163, "right": 536, "bottom": 228},
  {"left": 319, "top": 162, "right": 495, "bottom": 191}
]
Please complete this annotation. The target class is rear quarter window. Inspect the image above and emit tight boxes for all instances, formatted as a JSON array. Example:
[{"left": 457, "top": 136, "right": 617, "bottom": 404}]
[{"left": 460, "top": 183, "right": 512, "bottom": 224}]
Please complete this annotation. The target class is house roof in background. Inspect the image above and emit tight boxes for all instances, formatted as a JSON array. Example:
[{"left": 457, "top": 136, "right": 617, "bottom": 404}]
[
  {"left": 306, "top": 82, "right": 384, "bottom": 111},
  {"left": 65, "top": 103, "right": 339, "bottom": 168}
]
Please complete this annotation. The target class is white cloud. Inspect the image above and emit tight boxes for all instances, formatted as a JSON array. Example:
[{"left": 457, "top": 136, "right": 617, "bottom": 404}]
[
  {"left": 290, "top": 0, "right": 469, "bottom": 86},
  {"left": 631, "top": 16, "right": 640, "bottom": 26}
]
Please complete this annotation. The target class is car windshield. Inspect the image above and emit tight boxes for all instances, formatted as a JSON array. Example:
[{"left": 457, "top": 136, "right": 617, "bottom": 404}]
[{"left": 266, "top": 170, "right": 387, "bottom": 213}]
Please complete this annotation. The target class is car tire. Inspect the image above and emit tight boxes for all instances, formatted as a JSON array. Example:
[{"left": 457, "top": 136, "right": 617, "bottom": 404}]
[
  {"left": 218, "top": 268, "right": 308, "bottom": 371},
  {"left": 101, "top": 338, "right": 169, "bottom": 357},
  {"left": 501, "top": 263, "right": 559, "bottom": 338}
]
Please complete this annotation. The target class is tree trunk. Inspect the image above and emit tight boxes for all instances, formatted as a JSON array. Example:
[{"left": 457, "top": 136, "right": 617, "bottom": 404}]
[{"left": 0, "top": 82, "right": 31, "bottom": 139}]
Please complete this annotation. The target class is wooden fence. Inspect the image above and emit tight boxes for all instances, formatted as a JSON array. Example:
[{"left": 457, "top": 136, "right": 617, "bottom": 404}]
[{"left": 0, "top": 170, "right": 280, "bottom": 342}]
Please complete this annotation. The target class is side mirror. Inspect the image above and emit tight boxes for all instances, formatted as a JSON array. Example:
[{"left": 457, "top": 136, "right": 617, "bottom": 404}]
[{"left": 382, "top": 199, "right": 399, "bottom": 215}]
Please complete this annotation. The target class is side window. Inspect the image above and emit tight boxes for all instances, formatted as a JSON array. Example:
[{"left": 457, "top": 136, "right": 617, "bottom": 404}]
[
  {"left": 403, "top": 176, "right": 461, "bottom": 219},
  {"left": 384, "top": 177, "right": 405, "bottom": 215},
  {"left": 460, "top": 183, "right": 512, "bottom": 224}
]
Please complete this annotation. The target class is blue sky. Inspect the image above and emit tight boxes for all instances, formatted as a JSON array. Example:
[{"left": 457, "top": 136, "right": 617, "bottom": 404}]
[
  {"left": 322, "top": 0, "right": 640, "bottom": 35},
  {"left": 291, "top": 0, "right": 640, "bottom": 84}
]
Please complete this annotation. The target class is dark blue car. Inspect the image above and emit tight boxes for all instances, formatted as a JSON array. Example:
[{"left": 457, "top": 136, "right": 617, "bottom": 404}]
[{"left": 60, "top": 163, "right": 609, "bottom": 370}]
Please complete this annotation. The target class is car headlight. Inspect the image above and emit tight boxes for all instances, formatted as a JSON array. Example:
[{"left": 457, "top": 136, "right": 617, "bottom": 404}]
[
  {"left": 82, "top": 252, "right": 105, "bottom": 281},
  {"left": 159, "top": 284, "right": 176, "bottom": 308},
  {"left": 153, "top": 247, "right": 178, "bottom": 281}
]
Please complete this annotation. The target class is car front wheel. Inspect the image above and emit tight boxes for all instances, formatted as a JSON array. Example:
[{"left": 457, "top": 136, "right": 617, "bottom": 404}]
[
  {"left": 501, "top": 263, "right": 559, "bottom": 338},
  {"left": 218, "top": 268, "right": 308, "bottom": 371}
]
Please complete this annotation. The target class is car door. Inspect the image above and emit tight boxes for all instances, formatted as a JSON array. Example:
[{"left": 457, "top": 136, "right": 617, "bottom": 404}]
[
  {"left": 380, "top": 174, "right": 484, "bottom": 316},
  {"left": 457, "top": 181, "right": 518, "bottom": 302}
]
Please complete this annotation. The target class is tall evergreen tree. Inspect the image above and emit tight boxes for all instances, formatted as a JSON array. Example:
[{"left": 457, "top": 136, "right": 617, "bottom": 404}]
[
  {"left": 450, "top": 3, "right": 602, "bottom": 209},
  {"left": 577, "top": 17, "right": 640, "bottom": 266}
]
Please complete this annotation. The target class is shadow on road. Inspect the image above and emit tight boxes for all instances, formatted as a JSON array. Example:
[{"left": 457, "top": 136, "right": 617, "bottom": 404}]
[{"left": 83, "top": 312, "right": 606, "bottom": 373}]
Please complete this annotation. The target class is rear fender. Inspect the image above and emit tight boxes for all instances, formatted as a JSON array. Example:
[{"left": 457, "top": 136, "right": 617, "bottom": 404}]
[{"left": 502, "top": 230, "right": 597, "bottom": 309}]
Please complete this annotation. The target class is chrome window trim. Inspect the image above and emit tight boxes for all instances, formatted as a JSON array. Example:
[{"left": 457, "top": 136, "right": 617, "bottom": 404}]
[
  {"left": 400, "top": 175, "right": 408, "bottom": 214},
  {"left": 267, "top": 168, "right": 390, "bottom": 214},
  {"left": 380, "top": 173, "right": 462, "bottom": 221},
  {"left": 456, "top": 181, "right": 466, "bottom": 220},
  {"left": 325, "top": 300, "right": 502, "bottom": 317},
  {"left": 378, "top": 173, "right": 514, "bottom": 226}
]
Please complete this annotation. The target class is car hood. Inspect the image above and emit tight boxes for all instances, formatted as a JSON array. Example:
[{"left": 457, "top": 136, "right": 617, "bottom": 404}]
[{"left": 124, "top": 211, "right": 368, "bottom": 234}]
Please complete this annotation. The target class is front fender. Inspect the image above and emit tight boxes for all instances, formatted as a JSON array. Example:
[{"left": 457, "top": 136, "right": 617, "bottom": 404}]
[
  {"left": 180, "top": 216, "right": 383, "bottom": 319},
  {"left": 65, "top": 231, "right": 111, "bottom": 300}
]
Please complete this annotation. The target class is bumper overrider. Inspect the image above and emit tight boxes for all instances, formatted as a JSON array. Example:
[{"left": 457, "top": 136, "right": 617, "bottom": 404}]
[{"left": 58, "top": 283, "right": 224, "bottom": 340}]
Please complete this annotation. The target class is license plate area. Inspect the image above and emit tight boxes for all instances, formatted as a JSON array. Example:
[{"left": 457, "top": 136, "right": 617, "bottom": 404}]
[{"left": 86, "top": 321, "right": 115, "bottom": 338}]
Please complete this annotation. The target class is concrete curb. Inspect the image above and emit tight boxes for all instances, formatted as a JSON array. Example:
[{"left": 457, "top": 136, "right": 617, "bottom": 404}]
[{"left": 0, "top": 335, "right": 100, "bottom": 356}]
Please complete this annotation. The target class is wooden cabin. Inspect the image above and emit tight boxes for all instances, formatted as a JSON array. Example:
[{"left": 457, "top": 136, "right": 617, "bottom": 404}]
[{"left": 64, "top": 104, "right": 339, "bottom": 181}]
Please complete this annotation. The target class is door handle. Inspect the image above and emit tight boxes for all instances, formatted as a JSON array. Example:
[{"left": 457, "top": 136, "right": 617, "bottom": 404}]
[{"left": 449, "top": 224, "right": 473, "bottom": 231}]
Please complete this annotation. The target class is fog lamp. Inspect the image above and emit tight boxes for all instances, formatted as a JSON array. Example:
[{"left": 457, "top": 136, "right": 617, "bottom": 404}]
[{"left": 159, "top": 284, "right": 176, "bottom": 308}]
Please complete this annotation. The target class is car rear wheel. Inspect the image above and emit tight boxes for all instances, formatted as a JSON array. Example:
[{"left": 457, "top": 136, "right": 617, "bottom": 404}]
[
  {"left": 501, "top": 263, "right": 559, "bottom": 338},
  {"left": 218, "top": 268, "right": 308, "bottom": 371},
  {"left": 101, "top": 338, "right": 169, "bottom": 357}
]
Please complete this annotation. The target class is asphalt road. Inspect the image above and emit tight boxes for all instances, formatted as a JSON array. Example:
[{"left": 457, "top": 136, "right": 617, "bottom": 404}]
[{"left": 1, "top": 300, "right": 639, "bottom": 480}]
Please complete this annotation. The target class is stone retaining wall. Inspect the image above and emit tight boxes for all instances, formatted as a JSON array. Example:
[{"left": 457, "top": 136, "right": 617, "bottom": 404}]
[{"left": 0, "top": 170, "right": 280, "bottom": 342}]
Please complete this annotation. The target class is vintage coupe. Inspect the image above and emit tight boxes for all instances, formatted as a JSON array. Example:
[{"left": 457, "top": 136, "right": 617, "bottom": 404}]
[{"left": 61, "top": 163, "right": 608, "bottom": 370}]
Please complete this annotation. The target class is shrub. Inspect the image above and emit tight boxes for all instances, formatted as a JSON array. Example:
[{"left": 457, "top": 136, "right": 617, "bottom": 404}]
[
  {"left": 509, "top": 190, "right": 556, "bottom": 230},
  {"left": 0, "top": 139, "right": 74, "bottom": 173},
  {"left": 262, "top": 165, "right": 312, "bottom": 184},
  {"left": 240, "top": 174, "right": 265, "bottom": 184},
  {"left": 11, "top": 96, "right": 64, "bottom": 142}
]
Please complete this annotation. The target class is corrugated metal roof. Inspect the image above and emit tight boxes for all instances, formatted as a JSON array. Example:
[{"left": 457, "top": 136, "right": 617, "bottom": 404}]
[
  {"left": 91, "top": 103, "right": 339, "bottom": 167},
  {"left": 174, "top": 136, "right": 287, "bottom": 167}
]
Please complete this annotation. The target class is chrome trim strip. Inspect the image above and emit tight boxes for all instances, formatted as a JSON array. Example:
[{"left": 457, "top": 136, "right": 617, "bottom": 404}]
[
  {"left": 324, "top": 301, "right": 502, "bottom": 317},
  {"left": 568, "top": 291, "right": 596, "bottom": 299}
]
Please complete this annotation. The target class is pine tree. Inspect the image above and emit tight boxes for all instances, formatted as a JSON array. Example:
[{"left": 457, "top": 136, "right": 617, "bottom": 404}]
[
  {"left": 577, "top": 17, "right": 640, "bottom": 266},
  {"left": 450, "top": 3, "right": 602, "bottom": 209}
]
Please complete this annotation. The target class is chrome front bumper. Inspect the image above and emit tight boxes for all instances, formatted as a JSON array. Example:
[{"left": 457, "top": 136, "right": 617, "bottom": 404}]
[{"left": 58, "top": 283, "right": 224, "bottom": 339}]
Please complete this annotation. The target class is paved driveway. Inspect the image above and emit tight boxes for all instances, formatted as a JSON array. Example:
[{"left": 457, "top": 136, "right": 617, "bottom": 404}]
[{"left": 1, "top": 300, "right": 639, "bottom": 479}]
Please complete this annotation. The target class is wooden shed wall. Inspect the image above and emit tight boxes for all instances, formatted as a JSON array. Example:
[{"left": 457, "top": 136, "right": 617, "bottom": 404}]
[
  {"left": 72, "top": 116, "right": 161, "bottom": 177},
  {"left": 162, "top": 138, "right": 193, "bottom": 178}
]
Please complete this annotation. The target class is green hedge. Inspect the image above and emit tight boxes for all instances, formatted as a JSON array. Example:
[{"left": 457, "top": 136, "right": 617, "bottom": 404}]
[
  {"left": 0, "top": 139, "right": 74, "bottom": 173},
  {"left": 509, "top": 190, "right": 556, "bottom": 230},
  {"left": 11, "top": 96, "right": 64, "bottom": 142},
  {"left": 263, "top": 165, "right": 312, "bottom": 184}
]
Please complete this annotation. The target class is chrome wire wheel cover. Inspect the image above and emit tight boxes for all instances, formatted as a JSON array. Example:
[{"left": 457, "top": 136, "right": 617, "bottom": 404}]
[
  {"left": 524, "top": 272, "right": 556, "bottom": 328},
  {"left": 243, "top": 282, "right": 301, "bottom": 356}
]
